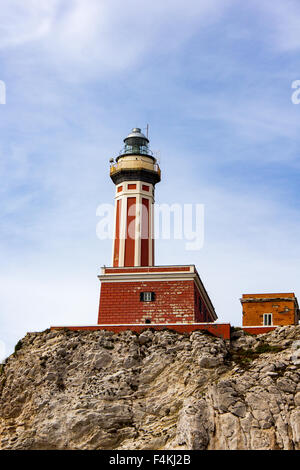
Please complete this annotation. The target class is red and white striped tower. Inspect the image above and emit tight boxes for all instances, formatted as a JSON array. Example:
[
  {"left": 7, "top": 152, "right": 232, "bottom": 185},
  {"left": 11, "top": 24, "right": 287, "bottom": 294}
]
[{"left": 110, "top": 128, "right": 161, "bottom": 267}]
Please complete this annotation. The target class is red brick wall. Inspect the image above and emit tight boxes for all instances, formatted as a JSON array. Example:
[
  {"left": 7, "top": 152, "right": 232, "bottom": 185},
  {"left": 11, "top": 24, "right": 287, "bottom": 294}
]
[
  {"left": 194, "top": 285, "right": 214, "bottom": 323},
  {"left": 98, "top": 279, "right": 198, "bottom": 324}
]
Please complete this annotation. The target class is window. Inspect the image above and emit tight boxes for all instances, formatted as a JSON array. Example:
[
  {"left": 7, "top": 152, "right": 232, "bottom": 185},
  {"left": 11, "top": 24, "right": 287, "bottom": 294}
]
[
  {"left": 263, "top": 313, "right": 272, "bottom": 326},
  {"left": 145, "top": 319, "right": 151, "bottom": 324},
  {"left": 140, "top": 292, "right": 155, "bottom": 302}
]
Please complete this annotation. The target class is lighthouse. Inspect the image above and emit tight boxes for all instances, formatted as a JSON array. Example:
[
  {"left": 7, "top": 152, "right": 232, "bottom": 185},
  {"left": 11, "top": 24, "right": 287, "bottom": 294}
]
[
  {"left": 110, "top": 128, "right": 160, "bottom": 268},
  {"left": 51, "top": 128, "right": 233, "bottom": 340},
  {"left": 97, "top": 128, "right": 217, "bottom": 326}
]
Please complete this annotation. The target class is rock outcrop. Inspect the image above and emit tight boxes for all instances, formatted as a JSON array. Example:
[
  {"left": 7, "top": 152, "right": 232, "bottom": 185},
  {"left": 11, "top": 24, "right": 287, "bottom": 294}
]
[{"left": 0, "top": 326, "right": 300, "bottom": 450}]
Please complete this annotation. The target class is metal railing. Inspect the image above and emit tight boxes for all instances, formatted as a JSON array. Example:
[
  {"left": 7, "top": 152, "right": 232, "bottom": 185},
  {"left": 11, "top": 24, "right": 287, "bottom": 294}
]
[{"left": 110, "top": 162, "right": 160, "bottom": 175}]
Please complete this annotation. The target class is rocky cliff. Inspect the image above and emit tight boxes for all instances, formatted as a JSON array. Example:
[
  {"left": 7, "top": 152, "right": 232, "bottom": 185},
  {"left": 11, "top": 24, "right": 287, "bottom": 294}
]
[{"left": 0, "top": 326, "right": 300, "bottom": 450}]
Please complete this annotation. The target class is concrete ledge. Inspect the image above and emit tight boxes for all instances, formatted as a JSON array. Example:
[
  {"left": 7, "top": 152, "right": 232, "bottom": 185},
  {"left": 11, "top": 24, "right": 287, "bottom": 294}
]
[
  {"left": 242, "top": 326, "right": 277, "bottom": 335},
  {"left": 50, "top": 323, "right": 231, "bottom": 340}
]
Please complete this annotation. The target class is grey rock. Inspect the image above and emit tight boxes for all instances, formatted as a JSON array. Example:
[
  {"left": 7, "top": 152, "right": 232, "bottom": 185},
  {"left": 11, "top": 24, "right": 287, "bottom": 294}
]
[
  {"left": 198, "top": 355, "right": 221, "bottom": 368},
  {"left": 0, "top": 327, "right": 300, "bottom": 450},
  {"left": 230, "top": 401, "right": 247, "bottom": 418},
  {"left": 138, "top": 332, "right": 152, "bottom": 345},
  {"left": 277, "top": 377, "right": 296, "bottom": 393}
]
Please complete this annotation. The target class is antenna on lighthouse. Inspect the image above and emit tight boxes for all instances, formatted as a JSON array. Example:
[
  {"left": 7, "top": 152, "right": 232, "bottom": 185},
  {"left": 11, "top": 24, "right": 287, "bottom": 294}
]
[{"left": 146, "top": 124, "right": 149, "bottom": 139}]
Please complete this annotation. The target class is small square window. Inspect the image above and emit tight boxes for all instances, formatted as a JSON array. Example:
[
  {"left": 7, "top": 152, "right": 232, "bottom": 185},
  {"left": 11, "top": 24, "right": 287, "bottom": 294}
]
[
  {"left": 140, "top": 292, "right": 155, "bottom": 302},
  {"left": 263, "top": 313, "right": 272, "bottom": 326}
]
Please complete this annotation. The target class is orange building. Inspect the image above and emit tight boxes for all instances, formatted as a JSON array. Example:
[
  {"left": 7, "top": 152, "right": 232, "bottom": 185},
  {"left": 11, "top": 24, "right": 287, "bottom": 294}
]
[{"left": 241, "top": 293, "right": 299, "bottom": 331}]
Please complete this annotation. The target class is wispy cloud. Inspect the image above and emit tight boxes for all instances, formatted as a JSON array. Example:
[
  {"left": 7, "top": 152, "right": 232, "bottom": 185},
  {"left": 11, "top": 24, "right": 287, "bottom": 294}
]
[
  {"left": 0, "top": 0, "right": 233, "bottom": 79},
  {"left": 0, "top": 1, "right": 58, "bottom": 49},
  {"left": 252, "top": 0, "right": 300, "bottom": 51}
]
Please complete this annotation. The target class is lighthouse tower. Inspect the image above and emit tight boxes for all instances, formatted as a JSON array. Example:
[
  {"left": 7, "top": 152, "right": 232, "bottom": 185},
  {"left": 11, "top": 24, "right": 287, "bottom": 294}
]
[{"left": 110, "top": 128, "right": 160, "bottom": 268}]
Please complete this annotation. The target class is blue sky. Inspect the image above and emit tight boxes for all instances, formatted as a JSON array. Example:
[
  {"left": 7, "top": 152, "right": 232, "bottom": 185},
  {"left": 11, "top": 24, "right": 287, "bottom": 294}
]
[{"left": 1, "top": 0, "right": 300, "bottom": 359}]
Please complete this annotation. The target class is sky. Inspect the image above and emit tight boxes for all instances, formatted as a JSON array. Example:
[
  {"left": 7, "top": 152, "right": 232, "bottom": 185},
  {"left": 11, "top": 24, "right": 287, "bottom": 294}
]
[{"left": 1, "top": 0, "right": 300, "bottom": 360}]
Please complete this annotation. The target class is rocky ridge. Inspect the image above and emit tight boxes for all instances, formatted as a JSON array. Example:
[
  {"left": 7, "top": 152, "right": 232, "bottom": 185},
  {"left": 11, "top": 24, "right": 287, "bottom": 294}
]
[{"left": 0, "top": 325, "right": 300, "bottom": 450}]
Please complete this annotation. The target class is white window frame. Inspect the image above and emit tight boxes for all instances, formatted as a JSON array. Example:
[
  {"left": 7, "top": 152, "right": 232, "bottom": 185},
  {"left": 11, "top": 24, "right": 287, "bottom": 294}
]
[
  {"left": 263, "top": 313, "right": 272, "bottom": 326},
  {"left": 141, "top": 292, "right": 154, "bottom": 302}
]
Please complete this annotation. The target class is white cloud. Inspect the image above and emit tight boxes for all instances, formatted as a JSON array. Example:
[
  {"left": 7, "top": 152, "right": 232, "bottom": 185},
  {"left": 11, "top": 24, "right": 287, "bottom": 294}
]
[
  {"left": 157, "top": 85, "right": 300, "bottom": 149},
  {"left": 2, "top": 0, "right": 300, "bottom": 75},
  {"left": 0, "top": 0, "right": 233, "bottom": 79},
  {"left": 212, "top": 99, "right": 300, "bottom": 143},
  {"left": 0, "top": 0, "right": 59, "bottom": 48},
  {"left": 252, "top": 0, "right": 300, "bottom": 51}
]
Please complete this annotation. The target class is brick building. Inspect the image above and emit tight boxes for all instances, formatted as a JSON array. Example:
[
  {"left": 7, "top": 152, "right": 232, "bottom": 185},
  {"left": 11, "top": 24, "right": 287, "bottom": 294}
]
[
  {"left": 98, "top": 265, "right": 217, "bottom": 325},
  {"left": 241, "top": 293, "right": 299, "bottom": 334}
]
